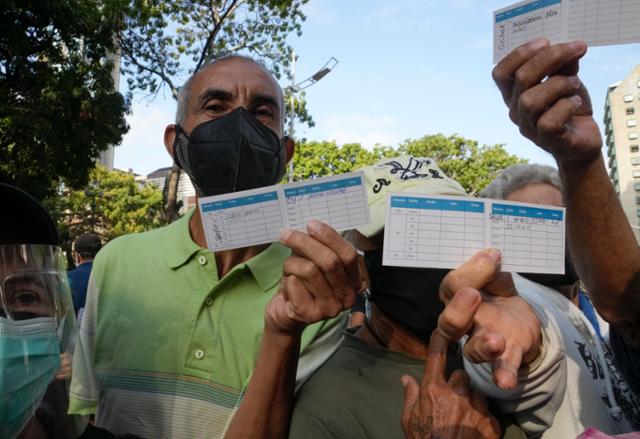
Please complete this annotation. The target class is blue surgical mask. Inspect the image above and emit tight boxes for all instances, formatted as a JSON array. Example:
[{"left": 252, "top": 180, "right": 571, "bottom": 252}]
[{"left": 0, "top": 317, "right": 61, "bottom": 439}]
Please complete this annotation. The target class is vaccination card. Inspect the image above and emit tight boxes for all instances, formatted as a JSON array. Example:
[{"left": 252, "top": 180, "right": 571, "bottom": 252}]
[
  {"left": 198, "top": 172, "right": 370, "bottom": 252},
  {"left": 494, "top": 0, "right": 640, "bottom": 63},
  {"left": 383, "top": 193, "right": 565, "bottom": 274}
]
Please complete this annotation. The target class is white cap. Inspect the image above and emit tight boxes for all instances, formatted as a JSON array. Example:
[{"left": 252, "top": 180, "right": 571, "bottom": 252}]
[{"left": 357, "top": 155, "right": 466, "bottom": 237}]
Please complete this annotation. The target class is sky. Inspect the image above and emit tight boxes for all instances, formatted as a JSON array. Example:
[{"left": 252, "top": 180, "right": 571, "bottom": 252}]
[{"left": 114, "top": 0, "right": 640, "bottom": 176}]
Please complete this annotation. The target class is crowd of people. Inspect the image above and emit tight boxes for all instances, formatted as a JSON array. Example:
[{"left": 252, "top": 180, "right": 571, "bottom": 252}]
[{"left": 1, "top": 37, "right": 639, "bottom": 439}]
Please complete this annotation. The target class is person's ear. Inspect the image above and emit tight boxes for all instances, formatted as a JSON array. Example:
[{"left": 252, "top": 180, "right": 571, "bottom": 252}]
[
  {"left": 164, "top": 124, "right": 178, "bottom": 158},
  {"left": 284, "top": 136, "right": 296, "bottom": 164}
]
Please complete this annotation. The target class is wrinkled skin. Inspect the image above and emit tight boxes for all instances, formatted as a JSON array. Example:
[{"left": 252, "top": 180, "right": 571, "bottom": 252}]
[{"left": 401, "top": 330, "right": 500, "bottom": 439}]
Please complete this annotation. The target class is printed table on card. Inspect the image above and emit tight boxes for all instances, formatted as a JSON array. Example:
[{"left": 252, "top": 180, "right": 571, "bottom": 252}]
[{"left": 383, "top": 193, "right": 565, "bottom": 274}]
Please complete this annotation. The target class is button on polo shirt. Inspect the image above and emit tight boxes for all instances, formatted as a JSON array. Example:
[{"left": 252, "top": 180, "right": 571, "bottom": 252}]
[{"left": 69, "top": 208, "right": 341, "bottom": 439}]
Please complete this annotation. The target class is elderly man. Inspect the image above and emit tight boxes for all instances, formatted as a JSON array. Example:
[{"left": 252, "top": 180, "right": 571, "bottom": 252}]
[
  {"left": 69, "top": 55, "right": 360, "bottom": 439},
  {"left": 488, "top": 38, "right": 640, "bottom": 435},
  {"left": 289, "top": 156, "right": 543, "bottom": 439},
  {"left": 480, "top": 163, "right": 603, "bottom": 336}
]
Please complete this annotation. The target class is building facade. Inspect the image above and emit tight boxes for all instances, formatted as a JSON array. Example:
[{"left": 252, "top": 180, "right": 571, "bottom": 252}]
[{"left": 605, "top": 65, "right": 640, "bottom": 242}]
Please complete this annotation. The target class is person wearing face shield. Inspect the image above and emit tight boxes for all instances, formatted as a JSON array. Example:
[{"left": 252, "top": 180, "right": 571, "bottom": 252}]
[
  {"left": 289, "top": 156, "right": 561, "bottom": 439},
  {"left": 69, "top": 55, "right": 361, "bottom": 439},
  {"left": 0, "top": 182, "right": 84, "bottom": 439},
  {"left": 0, "top": 183, "right": 147, "bottom": 439}
]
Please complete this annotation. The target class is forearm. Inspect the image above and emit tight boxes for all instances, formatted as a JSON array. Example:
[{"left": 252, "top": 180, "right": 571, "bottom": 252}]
[
  {"left": 224, "top": 327, "right": 301, "bottom": 439},
  {"left": 558, "top": 155, "right": 640, "bottom": 330}
]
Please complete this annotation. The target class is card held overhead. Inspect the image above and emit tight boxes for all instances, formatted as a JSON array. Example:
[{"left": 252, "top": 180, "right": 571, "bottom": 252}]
[
  {"left": 383, "top": 193, "right": 565, "bottom": 274},
  {"left": 493, "top": 0, "right": 640, "bottom": 63},
  {"left": 198, "top": 172, "right": 370, "bottom": 252}
]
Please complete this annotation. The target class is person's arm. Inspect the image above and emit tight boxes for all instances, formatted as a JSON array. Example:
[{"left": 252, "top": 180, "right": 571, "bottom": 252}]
[
  {"left": 437, "top": 250, "right": 565, "bottom": 436},
  {"left": 492, "top": 38, "right": 640, "bottom": 347},
  {"left": 224, "top": 220, "right": 361, "bottom": 439}
]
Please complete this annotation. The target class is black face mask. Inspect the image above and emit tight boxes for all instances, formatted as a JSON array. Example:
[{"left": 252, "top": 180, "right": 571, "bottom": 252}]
[
  {"left": 173, "top": 107, "right": 286, "bottom": 196},
  {"left": 519, "top": 248, "right": 579, "bottom": 288},
  {"left": 364, "top": 248, "right": 448, "bottom": 341}
]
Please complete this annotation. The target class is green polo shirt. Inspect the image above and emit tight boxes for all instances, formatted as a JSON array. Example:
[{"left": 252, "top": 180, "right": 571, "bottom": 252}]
[{"left": 69, "top": 209, "right": 346, "bottom": 439}]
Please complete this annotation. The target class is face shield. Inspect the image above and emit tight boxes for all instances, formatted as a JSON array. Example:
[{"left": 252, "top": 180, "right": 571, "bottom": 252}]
[{"left": 0, "top": 244, "right": 83, "bottom": 439}]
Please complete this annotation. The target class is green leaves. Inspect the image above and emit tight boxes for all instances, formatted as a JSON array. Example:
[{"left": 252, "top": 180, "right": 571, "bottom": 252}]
[
  {"left": 46, "top": 166, "right": 166, "bottom": 259},
  {"left": 0, "top": 0, "right": 130, "bottom": 200},
  {"left": 288, "top": 136, "right": 526, "bottom": 197},
  {"left": 119, "top": 0, "right": 310, "bottom": 101},
  {"left": 398, "top": 134, "right": 527, "bottom": 195}
]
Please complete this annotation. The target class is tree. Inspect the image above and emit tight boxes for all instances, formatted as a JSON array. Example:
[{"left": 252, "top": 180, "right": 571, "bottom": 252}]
[
  {"left": 0, "top": 0, "right": 130, "bottom": 200},
  {"left": 289, "top": 135, "right": 526, "bottom": 196},
  {"left": 46, "top": 165, "right": 165, "bottom": 264},
  {"left": 398, "top": 134, "right": 527, "bottom": 195},
  {"left": 117, "top": 0, "right": 312, "bottom": 221},
  {"left": 289, "top": 140, "right": 396, "bottom": 180}
]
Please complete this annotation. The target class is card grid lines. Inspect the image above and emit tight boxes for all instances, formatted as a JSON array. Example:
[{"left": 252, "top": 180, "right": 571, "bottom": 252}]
[{"left": 383, "top": 194, "right": 565, "bottom": 274}]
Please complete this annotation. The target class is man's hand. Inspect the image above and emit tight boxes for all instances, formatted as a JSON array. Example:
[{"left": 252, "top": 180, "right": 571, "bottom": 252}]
[
  {"left": 438, "top": 249, "right": 541, "bottom": 390},
  {"left": 264, "top": 220, "right": 361, "bottom": 336},
  {"left": 401, "top": 330, "right": 501, "bottom": 439},
  {"left": 493, "top": 38, "right": 602, "bottom": 165}
]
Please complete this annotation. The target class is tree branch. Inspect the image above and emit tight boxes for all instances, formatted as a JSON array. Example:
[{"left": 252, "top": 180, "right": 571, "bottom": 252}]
[
  {"left": 194, "top": 0, "right": 244, "bottom": 71},
  {"left": 119, "top": 37, "right": 179, "bottom": 99}
]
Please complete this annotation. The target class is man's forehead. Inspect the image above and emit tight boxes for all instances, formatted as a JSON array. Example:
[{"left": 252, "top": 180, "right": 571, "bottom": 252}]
[{"left": 191, "top": 58, "right": 283, "bottom": 102}]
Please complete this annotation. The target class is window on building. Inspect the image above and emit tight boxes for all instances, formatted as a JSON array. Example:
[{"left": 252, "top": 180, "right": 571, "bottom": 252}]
[
  {"left": 628, "top": 107, "right": 636, "bottom": 115},
  {"left": 629, "top": 119, "right": 639, "bottom": 127},
  {"left": 631, "top": 132, "right": 639, "bottom": 140},
  {"left": 625, "top": 94, "right": 635, "bottom": 103},
  {"left": 635, "top": 182, "right": 640, "bottom": 191},
  {"left": 637, "top": 80, "right": 640, "bottom": 88},
  {"left": 632, "top": 145, "right": 640, "bottom": 153},
  {"left": 636, "top": 196, "right": 640, "bottom": 205},
  {"left": 632, "top": 157, "right": 640, "bottom": 165},
  {"left": 633, "top": 170, "right": 640, "bottom": 178}
]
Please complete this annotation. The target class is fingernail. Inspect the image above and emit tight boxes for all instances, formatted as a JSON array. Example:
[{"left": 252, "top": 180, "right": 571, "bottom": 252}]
[
  {"left": 495, "top": 373, "right": 516, "bottom": 390},
  {"left": 485, "top": 248, "right": 502, "bottom": 264},
  {"left": 569, "top": 76, "right": 581, "bottom": 88},
  {"left": 401, "top": 376, "right": 409, "bottom": 387},
  {"left": 570, "top": 95, "right": 582, "bottom": 108},
  {"left": 528, "top": 37, "right": 548, "bottom": 50},
  {"left": 567, "top": 40, "right": 586, "bottom": 52},
  {"left": 279, "top": 229, "right": 292, "bottom": 242},
  {"left": 306, "top": 220, "right": 320, "bottom": 233}
]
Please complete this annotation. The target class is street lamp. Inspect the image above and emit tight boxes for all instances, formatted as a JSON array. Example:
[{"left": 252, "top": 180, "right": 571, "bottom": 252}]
[{"left": 287, "top": 54, "right": 339, "bottom": 182}]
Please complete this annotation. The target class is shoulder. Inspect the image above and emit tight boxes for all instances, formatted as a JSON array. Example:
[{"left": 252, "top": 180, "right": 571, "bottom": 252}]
[
  {"left": 94, "top": 227, "right": 165, "bottom": 265},
  {"left": 90, "top": 227, "right": 169, "bottom": 284}
]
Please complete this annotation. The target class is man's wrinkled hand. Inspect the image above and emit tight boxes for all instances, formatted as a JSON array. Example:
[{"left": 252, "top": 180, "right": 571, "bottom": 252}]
[
  {"left": 401, "top": 330, "right": 501, "bottom": 439},
  {"left": 264, "top": 220, "right": 361, "bottom": 336},
  {"left": 438, "top": 249, "right": 541, "bottom": 390},
  {"left": 493, "top": 38, "right": 602, "bottom": 164}
]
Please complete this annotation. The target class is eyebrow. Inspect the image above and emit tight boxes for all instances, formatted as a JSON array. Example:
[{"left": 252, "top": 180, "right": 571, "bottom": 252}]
[
  {"left": 197, "top": 88, "right": 233, "bottom": 110},
  {"left": 252, "top": 94, "right": 281, "bottom": 113},
  {"left": 197, "top": 88, "right": 281, "bottom": 113}
]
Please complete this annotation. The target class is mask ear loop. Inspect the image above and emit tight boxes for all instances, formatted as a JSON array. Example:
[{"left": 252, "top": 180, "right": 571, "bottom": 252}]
[{"left": 172, "top": 125, "right": 187, "bottom": 170}]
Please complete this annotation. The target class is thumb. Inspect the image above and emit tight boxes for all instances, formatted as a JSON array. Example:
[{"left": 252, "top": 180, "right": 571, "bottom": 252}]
[
  {"left": 401, "top": 375, "right": 420, "bottom": 435},
  {"left": 401, "top": 375, "right": 420, "bottom": 409}
]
